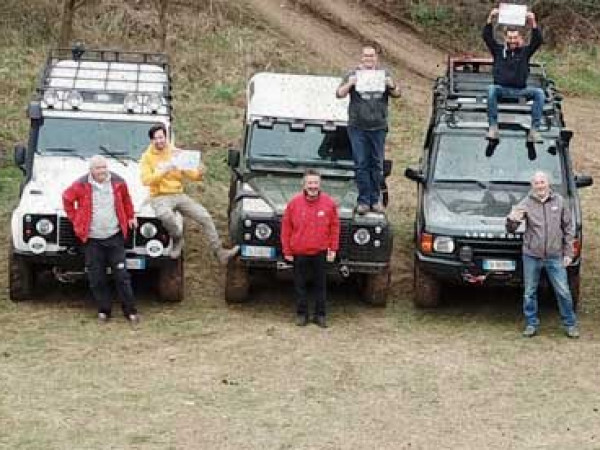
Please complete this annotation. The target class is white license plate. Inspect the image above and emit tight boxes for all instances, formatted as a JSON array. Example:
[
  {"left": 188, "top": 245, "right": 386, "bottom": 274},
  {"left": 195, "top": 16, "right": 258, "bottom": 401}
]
[
  {"left": 241, "top": 245, "right": 275, "bottom": 259},
  {"left": 483, "top": 259, "right": 515, "bottom": 271},
  {"left": 126, "top": 258, "right": 146, "bottom": 270}
]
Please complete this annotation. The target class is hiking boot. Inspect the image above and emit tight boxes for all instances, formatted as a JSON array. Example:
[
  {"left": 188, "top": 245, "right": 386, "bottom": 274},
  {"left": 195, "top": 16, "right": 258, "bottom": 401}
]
[
  {"left": 314, "top": 316, "right": 328, "bottom": 329},
  {"left": 486, "top": 125, "right": 499, "bottom": 141},
  {"left": 565, "top": 326, "right": 580, "bottom": 339},
  {"left": 170, "top": 236, "right": 184, "bottom": 259},
  {"left": 356, "top": 204, "right": 369, "bottom": 215},
  {"left": 371, "top": 203, "right": 385, "bottom": 213},
  {"left": 98, "top": 312, "right": 109, "bottom": 323},
  {"left": 522, "top": 325, "right": 537, "bottom": 338},
  {"left": 527, "top": 129, "right": 543, "bottom": 143},
  {"left": 217, "top": 245, "right": 240, "bottom": 265},
  {"left": 295, "top": 315, "right": 309, "bottom": 327}
]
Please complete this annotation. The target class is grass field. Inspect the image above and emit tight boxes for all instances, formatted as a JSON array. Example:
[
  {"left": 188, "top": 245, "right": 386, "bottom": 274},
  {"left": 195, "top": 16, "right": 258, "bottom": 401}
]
[{"left": 2, "top": 1, "right": 600, "bottom": 449}]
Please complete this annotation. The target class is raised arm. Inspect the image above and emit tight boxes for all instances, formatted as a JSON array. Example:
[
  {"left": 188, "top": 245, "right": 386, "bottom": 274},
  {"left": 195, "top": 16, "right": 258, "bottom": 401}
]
[
  {"left": 482, "top": 8, "right": 499, "bottom": 53},
  {"left": 527, "top": 12, "right": 543, "bottom": 56}
]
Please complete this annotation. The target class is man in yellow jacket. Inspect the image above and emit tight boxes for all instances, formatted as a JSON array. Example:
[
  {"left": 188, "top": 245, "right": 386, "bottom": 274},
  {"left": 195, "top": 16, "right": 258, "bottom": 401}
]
[{"left": 140, "top": 123, "right": 238, "bottom": 263}]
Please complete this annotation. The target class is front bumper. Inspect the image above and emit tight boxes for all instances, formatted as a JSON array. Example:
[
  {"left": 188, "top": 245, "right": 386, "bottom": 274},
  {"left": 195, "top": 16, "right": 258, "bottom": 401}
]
[
  {"left": 12, "top": 249, "right": 173, "bottom": 270},
  {"left": 416, "top": 251, "right": 581, "bottom": 287},
  {"left": 240, "top": 256, "right": 389, "bottom": 275}
]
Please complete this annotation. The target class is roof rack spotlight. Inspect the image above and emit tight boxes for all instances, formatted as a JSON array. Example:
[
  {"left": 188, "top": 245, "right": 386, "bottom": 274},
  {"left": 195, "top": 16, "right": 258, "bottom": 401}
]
[
  {"left": 146, "top": 93, "right": 161, "bottom": 113},
  {"left": 71, "top": 42, "right": 85, "bottom": 61},
  {"left": 66, "top": 90, "right": 83, "bottom": 109},
  {"left": 43, "top": 89, "right": 59, "bottom": 108},
  {"left": 323, "top": 121, "right": 337, "bottom": 131},
  {"left": 124, "top": 93, "right": 140, "bottom": 113},
  {"left": 258, "top": 117, "right": 274, "bottom": 128}
]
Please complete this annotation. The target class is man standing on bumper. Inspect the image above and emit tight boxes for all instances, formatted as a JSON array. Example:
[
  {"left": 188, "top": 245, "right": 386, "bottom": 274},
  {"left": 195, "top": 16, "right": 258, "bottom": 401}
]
[
  {"left": 140, "top": 123, "right": 238, "bottom": 263},
  {"left": 506, "top": 171, "right": 579, "bottom": 338},
  {"left": 63, "top": 155, "right": 139, "bottom": 323},
  {"left": 336, "top": 45, "right": 401, "bottom": 215},
  {"left": 281, "top": 170, "right": 340, "bottom": 328}
]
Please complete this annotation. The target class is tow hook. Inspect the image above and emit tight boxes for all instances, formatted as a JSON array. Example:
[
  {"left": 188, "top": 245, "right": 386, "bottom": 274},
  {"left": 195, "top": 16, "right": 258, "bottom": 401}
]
[
  {"left": 339, "top": 265, "right": 350, "bottom": 278},
  {"left": 276, "top": 261, "right": 293, "bottom": 270},
  {"left": 53, "top": 267, "right": 85, "bottom": 284}
]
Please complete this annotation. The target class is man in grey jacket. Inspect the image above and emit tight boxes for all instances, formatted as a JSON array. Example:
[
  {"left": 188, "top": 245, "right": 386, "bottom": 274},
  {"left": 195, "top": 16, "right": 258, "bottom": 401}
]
[{"left": 506, "top": 171, "right": 578, "bottom": 338}]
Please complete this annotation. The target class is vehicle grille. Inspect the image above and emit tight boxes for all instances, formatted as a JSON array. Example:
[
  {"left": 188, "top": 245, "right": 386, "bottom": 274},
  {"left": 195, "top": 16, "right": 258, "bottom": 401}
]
[{"left": 58, "top": 217, "right": 133, "bottom": 249}]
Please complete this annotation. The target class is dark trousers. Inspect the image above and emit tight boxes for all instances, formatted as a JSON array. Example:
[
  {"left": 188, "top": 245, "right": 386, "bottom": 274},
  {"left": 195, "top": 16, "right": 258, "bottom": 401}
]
[
  {"left": 84, "top": 233, "right": 137, "bottom": 316},
  {"left": 347, "top": 126, "right": 387, "bottom": 206},
  {"left": 293, "top": 252, "right": 327, "bottom": 318}
]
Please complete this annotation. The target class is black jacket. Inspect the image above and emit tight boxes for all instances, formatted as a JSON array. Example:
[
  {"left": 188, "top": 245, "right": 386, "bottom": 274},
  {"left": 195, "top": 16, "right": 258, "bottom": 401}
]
[{"left": 482, "top": 23, "right": 542, "bottom": 89}]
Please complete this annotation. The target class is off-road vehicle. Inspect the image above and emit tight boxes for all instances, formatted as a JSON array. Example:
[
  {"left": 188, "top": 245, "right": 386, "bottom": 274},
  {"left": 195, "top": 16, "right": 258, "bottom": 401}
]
[
  {"left": 9, "top": 46, "right": 183, "bottom": 302},
  {"left": 405, "top": 57, "right": 593, "bottom": 308},
  {"left": 226, "top": 73, "right": 393, "bottom": 306}
]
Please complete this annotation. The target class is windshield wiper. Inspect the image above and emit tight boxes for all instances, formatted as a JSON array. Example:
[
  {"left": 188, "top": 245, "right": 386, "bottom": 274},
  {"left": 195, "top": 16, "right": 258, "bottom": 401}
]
[
  {"left": 435, "top": 178, "right": 488, "bottom": 189},
  {"left": 99, "top": 145, "right": 127, "bottom": 166},
  {"left": 488, "top": 180, "right": 530, "bottom": 186},
  {"left": 42, "top": 147, "right": 86, "bottom": 160}
]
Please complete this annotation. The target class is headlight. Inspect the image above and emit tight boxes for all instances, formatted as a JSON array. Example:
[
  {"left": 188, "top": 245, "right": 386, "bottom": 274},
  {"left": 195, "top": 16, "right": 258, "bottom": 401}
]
[
  {"left": 255, "top": 223, "right": 272, "bottom": 240},
  {"left": 146, "top": 93, "right": 161, "bottom": 112},
  {"left": 43, "top": 89, "right": 59, "bottom": 107},
  {"left": 124, "top": 93, "right": 140, "bottom": 112},
  {"left": 140, "top": 222, "right": 158, "bottom": 239},
  {"left": 433, "top": 236, "right": 455, "bottom": 253},
  {"left": 67, "top": 90, "right": 83, "bottom": 109},
  {"left": 353, "top": 228, "right": 371, "bottom": 246},
  {"left": 36, "top": 218, "right": 54, "bottom": 235}
]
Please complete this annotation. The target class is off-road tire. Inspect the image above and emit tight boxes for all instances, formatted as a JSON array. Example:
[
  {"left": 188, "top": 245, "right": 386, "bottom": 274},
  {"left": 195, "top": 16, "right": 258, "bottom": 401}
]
[
  {"left": 225, "top": 258, "right": 250, "bottom": 303},
  {"left": 157, "top": 257, "right": 184, "bottom": 302},
  {"left": 9, "top": 250, "right": 35, "bottom": 302},
  {"left": 413, "top": 259, "right": 442, "bottom": 308},
  {"left": 360, "top": 269, "right": 391, "bottom": 307}
]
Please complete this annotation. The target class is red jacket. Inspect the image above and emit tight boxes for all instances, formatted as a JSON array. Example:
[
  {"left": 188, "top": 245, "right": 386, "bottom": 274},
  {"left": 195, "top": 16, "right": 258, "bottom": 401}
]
[
  {"left": 62, "top": 173, "right": 135, "bottom": 243},
  {"left": 281, "top": 192, "right": 340, "bottom": 257}
]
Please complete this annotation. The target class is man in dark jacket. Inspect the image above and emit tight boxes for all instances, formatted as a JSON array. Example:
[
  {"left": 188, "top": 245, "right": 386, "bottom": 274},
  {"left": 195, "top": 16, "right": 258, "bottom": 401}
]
[
  {"left": 506, "top": 171, "right": 578, "bottom": 338},
  {"left": 336, "top": 45, "right": 401, "bottom": 215},
  {"left": 281, "top": 169, "right": 340, "bottom": 328},
  {"left": 483, "top": 8, "right": 544, "bottom": 143},
  {"left": 63, "top": 155, "right": 138, "bottom": 323}
]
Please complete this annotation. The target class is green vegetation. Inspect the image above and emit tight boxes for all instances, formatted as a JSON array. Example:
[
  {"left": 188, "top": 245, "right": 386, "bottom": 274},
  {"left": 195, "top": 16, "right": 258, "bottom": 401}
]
[{"left": 538, "top": 46, "right": 600, "bottom": 97}]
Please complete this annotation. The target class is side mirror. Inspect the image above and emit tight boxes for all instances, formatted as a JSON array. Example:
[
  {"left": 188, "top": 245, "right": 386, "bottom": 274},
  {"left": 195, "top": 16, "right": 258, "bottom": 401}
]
[
  {"left": 574, "top": 174, "right": 593, "bottom": 189},
  {"left": 14, "top": 144, "right": 26, "bottom": 171},
  {"left": 560, "top": 129, "right": 573, "bottom": 145},
  {"left": 383, "top": 159, "right": 393, "bottom": 178},
  {"left": 228, "top": 148, "right": 240, "bottom": 168},
  {"left": 404, "top": 166, "right": 425, "bottom": 183}
]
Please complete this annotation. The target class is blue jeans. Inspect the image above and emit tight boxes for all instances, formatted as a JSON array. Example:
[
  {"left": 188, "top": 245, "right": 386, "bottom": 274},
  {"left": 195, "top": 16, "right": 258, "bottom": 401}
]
[
  {"left": 522, "top": 255, "right": 577, "bottom": 329},
  {"left": 487, "top": 85, "right": 545, "bottom": 129},
  {"left": 347, "top": 126, "right": 386, "bottom": 206}
]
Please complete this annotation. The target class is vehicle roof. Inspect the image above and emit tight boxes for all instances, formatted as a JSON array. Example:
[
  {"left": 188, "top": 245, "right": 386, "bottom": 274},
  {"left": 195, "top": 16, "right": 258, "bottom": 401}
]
[{"left": 246, "top": 72, "right": 348, "bottom": 125}]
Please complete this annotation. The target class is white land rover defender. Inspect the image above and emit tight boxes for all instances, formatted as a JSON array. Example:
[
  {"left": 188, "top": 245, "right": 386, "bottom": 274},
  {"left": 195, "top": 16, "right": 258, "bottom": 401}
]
[{"left": 9, "top": 47, "right": 183, "bottom": 302}]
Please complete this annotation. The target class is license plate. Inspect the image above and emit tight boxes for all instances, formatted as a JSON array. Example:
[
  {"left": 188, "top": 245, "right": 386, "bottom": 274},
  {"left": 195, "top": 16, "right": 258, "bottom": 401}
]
[
  {"left": 483, "top": 259, "right": 515, "bottom": 271},
  {"left": 241, "top": 245, "right": 275, "bottom": 259},
  {"left": 126, "top": 258, "right": 146, "bottom": 270}
]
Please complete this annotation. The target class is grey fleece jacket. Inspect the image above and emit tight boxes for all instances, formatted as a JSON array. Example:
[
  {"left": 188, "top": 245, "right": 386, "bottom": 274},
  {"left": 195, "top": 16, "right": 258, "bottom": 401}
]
[{"left": 506, "top": 190, "right": 574, "bottom": 259}]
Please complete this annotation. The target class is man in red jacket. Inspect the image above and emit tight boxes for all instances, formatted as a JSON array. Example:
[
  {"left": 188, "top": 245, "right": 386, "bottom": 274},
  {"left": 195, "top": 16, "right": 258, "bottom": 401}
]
[
  {"left": 281, "top": 169, "right": 340, "bottom": 328},
  {"left": 63, "top": 155, "right": 138, "bottom": 323}
]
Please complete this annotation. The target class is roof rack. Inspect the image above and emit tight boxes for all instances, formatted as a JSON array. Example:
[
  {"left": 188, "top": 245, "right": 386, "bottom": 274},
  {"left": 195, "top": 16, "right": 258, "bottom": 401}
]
[
  {"left": 35, "top": 46, "right": 172, "bottom": 117},
  {"left": 435, "top": 56, "right": 562, "bottom": 121}
]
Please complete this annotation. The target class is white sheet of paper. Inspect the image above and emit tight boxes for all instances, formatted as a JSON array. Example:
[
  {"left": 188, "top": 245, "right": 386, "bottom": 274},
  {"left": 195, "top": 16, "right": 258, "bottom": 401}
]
[
  {"left": 171, "top": 150, "right": 201, "bottom": 170},
  {"left": 498, "top": 3, "right": 527, "bottom": 26},
  {"left": 355, "top": 70, "right": 386, "bottom": 93}
]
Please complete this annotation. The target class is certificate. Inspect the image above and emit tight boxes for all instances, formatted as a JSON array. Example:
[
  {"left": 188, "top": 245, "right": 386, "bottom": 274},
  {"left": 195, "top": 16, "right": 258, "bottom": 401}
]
[
  {"left": 355, "top": 69, "right": 386, "bottom": 93},
  {"left": 498, "top": 3, "right": 527, "bottom": 26},
  {"left": 171, "top": 150, "right": 201, "bottom": 170}
]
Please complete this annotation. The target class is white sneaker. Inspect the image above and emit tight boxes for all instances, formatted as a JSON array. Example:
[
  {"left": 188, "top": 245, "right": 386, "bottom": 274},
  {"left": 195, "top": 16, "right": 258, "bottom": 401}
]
[{"left": 217, "top": 246, "right": 240, "bottom": 265}]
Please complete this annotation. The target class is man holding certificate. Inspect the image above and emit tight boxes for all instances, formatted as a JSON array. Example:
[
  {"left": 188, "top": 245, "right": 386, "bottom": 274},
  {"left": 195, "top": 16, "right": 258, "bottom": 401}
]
[
  {"left": 336, "top": 45, "right": 401, "bottom": 215},
  {"left": 140, "top": 123, "right": 239, "bottom": 263},
  {"left": 483, "top": 6, "right": 545, "bottom": 143}
]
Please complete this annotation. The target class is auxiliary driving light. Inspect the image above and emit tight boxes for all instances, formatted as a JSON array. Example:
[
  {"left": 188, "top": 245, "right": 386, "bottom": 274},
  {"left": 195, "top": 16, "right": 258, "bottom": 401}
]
[{"left": 145, "top": 239, "right": 164, "bottom": 258}]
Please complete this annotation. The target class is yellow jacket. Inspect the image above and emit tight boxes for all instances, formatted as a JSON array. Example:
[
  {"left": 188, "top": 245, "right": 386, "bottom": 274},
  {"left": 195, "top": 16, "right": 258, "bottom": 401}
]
[{"left": 140, "top": 143, "right": 202, "bottom": 197}]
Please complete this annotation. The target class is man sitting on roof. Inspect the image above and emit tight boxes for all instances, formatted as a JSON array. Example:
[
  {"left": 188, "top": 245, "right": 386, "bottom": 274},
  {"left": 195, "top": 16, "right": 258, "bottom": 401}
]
[{"left": 483, "top": 7, "right": 544, "bottom": 143}]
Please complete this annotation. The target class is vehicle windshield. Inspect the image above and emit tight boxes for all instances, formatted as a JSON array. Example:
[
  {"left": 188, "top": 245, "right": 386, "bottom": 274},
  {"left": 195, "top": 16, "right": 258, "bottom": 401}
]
[
  {"left": 37, "top": 118, "right": 155, "bottom": 160},
  {"left": 433, "top": 133, "right": 564, "bottom": 188},
  {"left": 248, "top": 122, "right": 354, "bottom": 168}
]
